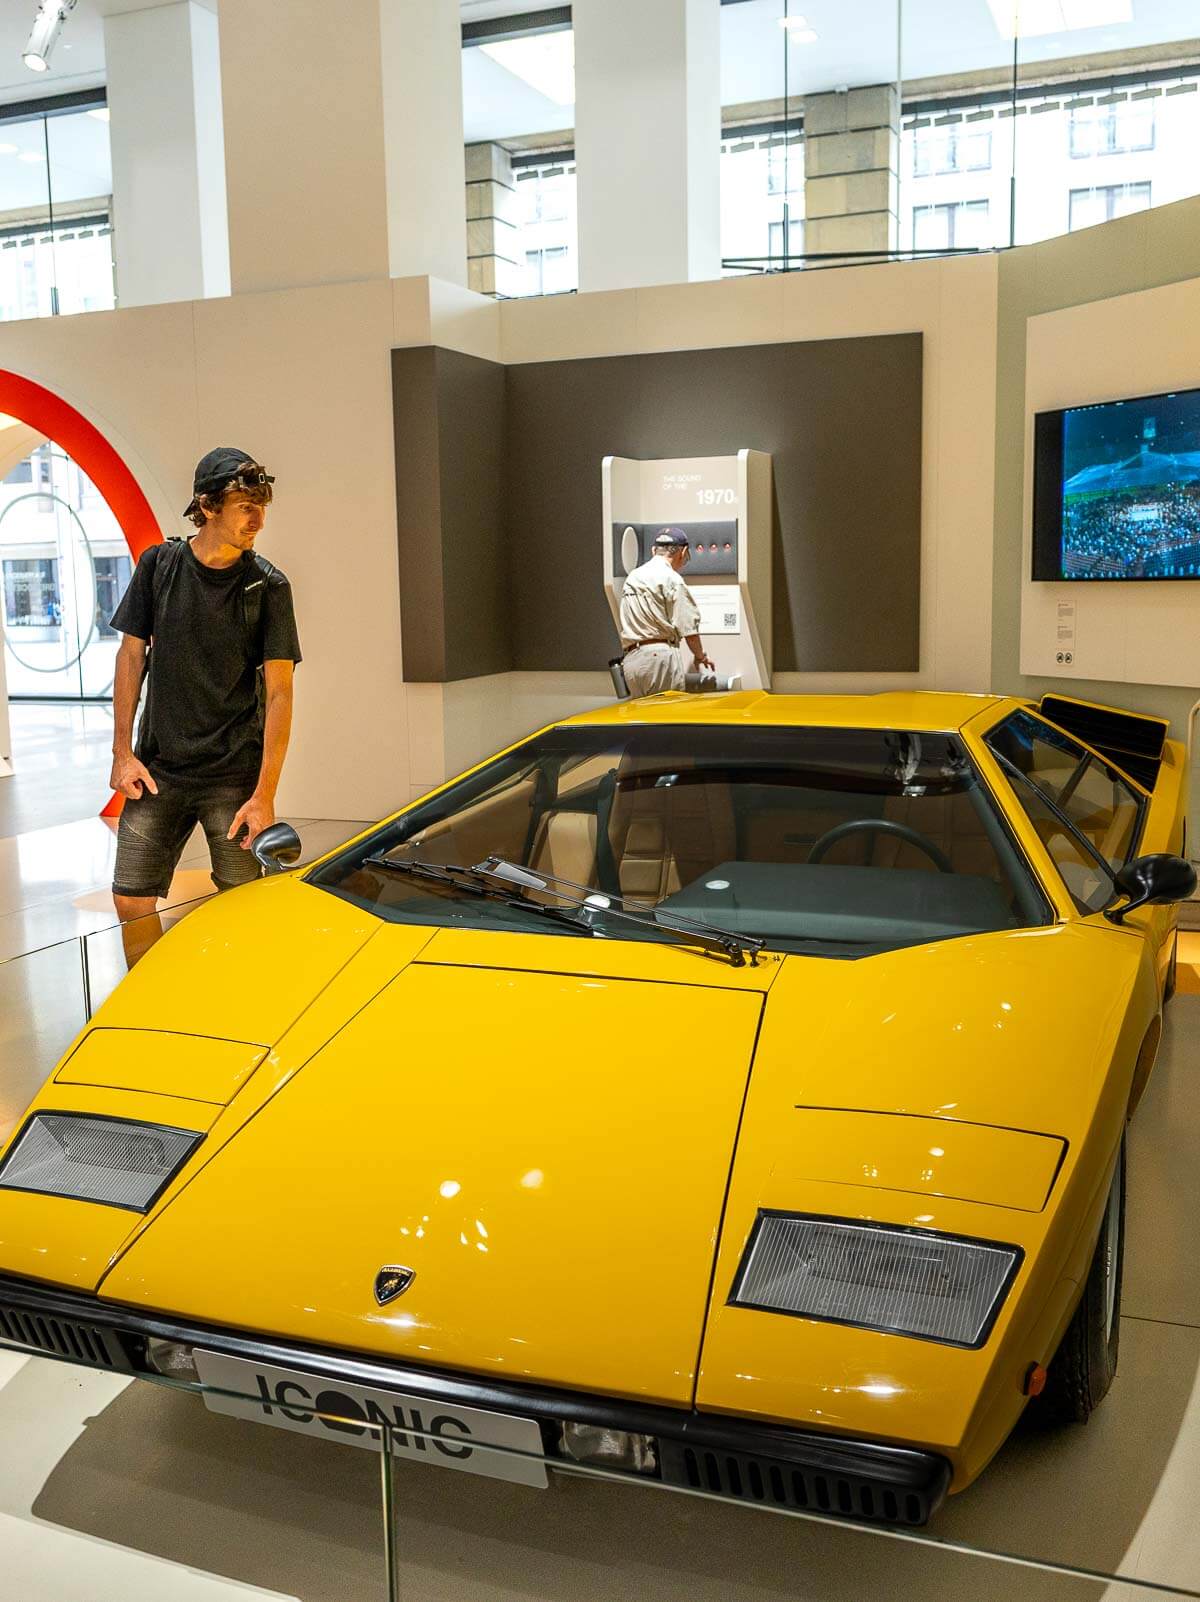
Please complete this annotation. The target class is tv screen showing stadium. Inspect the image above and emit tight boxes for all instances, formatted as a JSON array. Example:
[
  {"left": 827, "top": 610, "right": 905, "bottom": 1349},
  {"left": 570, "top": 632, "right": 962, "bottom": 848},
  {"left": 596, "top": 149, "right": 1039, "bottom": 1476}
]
[{"left": 1032, "top": 386, "right": 1200, "bottom": 582}]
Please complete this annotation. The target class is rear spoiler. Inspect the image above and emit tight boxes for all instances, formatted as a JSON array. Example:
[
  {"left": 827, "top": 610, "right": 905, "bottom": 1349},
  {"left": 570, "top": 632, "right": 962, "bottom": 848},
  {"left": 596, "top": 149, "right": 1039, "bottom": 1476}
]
[{"left": 1038, "top": 695, "right": 1169, "bottom": 791}]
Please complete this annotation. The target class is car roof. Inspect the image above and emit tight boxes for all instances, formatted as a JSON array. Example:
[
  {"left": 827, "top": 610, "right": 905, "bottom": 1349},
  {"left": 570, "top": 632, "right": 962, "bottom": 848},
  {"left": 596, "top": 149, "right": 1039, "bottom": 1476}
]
[{"left": 561, "top": 690, "right": 1015, "bottom": 734}]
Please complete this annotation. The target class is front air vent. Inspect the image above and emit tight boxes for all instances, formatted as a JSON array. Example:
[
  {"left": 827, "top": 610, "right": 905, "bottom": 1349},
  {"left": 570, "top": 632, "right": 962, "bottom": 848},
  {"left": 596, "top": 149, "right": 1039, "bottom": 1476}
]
[
  {"left": 658, "top": 1440, "right": 935, "bottom": 1526},
  {"left": 0, "top": 1300, "right": 123, "bottom": 1368}
]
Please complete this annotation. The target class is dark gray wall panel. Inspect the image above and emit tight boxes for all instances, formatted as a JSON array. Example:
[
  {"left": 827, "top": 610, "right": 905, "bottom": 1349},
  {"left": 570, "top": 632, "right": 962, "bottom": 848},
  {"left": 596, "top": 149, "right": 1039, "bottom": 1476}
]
[
  {"left": 504, "top": 335, "right": 923, "bottom": 672},
  {"left": 434, "top": 348, "right": 510, "bottom": 680},
  {"left": 392, "top": 346, "right": 509, "bottom": 681},
  {"left": 392, "top": 333, "right": 922, "bottom": 679},
  {"left": 392, "top": 347, "right": 447, "bottom": 682}
]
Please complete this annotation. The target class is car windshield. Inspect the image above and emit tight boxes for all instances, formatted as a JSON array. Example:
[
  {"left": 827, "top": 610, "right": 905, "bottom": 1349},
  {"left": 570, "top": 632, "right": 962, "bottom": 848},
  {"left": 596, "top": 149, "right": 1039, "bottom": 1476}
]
[{"left": 307, "top": 725, "right": 1050, "bottom": 956}]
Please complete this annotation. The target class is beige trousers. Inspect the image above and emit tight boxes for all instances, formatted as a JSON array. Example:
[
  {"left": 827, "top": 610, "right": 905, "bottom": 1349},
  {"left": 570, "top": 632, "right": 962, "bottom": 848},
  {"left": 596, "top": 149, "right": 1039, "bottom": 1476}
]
[{"left": 623, "top": 643, "right": 685, "bottom": 697}]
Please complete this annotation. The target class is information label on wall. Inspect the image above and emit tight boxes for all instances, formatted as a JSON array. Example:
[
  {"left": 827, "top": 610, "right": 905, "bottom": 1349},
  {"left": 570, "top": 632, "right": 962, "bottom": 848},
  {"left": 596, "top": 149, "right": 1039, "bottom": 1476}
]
[
  {"left": 1055, "top": 599, "right": 1076, "bottom": 666},
  {"left": 696, "top": 584, "right": 741, "bottom": 636}
]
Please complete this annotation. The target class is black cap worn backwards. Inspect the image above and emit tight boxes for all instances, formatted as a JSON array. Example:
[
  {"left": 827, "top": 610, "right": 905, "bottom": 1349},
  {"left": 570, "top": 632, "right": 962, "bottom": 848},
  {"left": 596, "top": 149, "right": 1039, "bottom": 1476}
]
[
  {"left": 183, "top": 446, "right": 272, "bottom": 518},
  {"left": 653, "top": 526, "right": 690, "bottom": 548}
]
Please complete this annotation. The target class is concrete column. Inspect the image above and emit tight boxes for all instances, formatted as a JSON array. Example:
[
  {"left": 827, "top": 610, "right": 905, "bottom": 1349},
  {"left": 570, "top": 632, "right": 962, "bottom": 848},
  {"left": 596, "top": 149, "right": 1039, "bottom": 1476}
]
[
  {"left": 465, "top": 143, "right": 520, "bottom": 298},
  {"left": 381, "top": 0, "right": 468, "bottom": 284},
  {"left": 802, "top": 84, "right": 899, "bottom": 260},
  {"left": 574, "top": 0, "right": 721, "bottom": 292},
  {"left": 104, "top": 2, "right": 230, "bottom": 306},
  {"left": 218, "top": 0, "right": 466, "bottom": 295}
]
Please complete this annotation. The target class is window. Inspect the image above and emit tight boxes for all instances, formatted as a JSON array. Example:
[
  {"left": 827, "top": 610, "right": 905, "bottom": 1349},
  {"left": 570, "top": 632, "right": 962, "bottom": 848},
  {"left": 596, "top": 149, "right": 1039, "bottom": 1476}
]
[
  {"left": 912, "top": 125, "right": 992, "bottom": 176},
  {"left": 94, "top": 554, "right": 132, "bottom": 640},
  {"left": 767, "top": 218, "right": 804, "bottom": 263},
  {"left": 1068, "top": 181, "right": 1151, "bottom": 231},
  {"left": 3, "top": 557, "right": 59, "bottom": 629},
  {"left": 524, "top": 245, "right": 571, "bottom": 298},
  {"left": 1069, "top": 100, "right": 1155, "bottom": 158},
  {"left": 912, "top": 199, "right": 990, "bottom": 251},
  {"left": 766, "top": 137, "right": 803, "bottom": 196},
  {"left": 985, "top": 711, "right": 1143, "bottom": 914},
  {"left": 512, "top": 162, "right": 577, "bottom": 298}
]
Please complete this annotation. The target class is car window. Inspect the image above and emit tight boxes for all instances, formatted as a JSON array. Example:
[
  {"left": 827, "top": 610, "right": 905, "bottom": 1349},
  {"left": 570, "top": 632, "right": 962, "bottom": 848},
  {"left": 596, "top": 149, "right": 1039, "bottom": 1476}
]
[
  {"left": 986, "top": 712, "right": 1142, "bottom": 869},
  {"left": 309, "top": 725, "right": 1051, "bottom": 956},
  {"left": 984, "top": 710, "right": 1143, "bottom": 914}
]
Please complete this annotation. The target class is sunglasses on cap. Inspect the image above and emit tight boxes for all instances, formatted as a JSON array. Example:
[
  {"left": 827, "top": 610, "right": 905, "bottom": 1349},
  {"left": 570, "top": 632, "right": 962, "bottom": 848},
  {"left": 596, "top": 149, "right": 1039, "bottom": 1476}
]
[{"left": 226, "top": 465, "right": 275, "bottom": 503}]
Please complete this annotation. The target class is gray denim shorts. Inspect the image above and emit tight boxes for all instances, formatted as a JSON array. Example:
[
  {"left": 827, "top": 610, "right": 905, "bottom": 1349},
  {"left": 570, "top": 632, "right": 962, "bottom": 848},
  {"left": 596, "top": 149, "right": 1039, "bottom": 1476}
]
[{"left": 112, "top": 779, "right": 263, "bottom": 899}]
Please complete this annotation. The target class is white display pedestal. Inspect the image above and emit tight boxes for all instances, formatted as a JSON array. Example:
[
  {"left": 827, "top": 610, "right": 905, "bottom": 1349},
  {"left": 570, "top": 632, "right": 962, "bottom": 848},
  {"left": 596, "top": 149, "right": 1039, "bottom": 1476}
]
[{"left": 601, "top": 449, "right": 773, "bottom": 689}]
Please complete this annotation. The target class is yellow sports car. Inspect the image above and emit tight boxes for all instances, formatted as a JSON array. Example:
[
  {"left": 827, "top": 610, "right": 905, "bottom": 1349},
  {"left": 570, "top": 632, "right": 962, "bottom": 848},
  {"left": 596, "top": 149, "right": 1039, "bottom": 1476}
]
[{"left": 0, "top": 691, "right": 1192, "bottom": 1526}]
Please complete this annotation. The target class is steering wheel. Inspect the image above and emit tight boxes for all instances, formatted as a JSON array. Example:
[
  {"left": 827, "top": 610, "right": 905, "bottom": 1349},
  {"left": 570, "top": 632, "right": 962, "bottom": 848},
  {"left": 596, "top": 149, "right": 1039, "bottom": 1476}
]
[{"left": 807, "top": 818, "right": 955, "bottom": 874}]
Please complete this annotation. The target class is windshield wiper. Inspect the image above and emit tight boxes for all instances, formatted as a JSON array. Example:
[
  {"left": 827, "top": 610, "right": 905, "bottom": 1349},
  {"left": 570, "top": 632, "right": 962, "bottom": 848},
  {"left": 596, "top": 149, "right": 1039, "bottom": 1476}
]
[
  {"left": 472, "top": 857, "right": 763, "bottom": 968},
  {"left": 364, "top": 853, "right": 762, "bottom": 968},
  {"left": 361, "top": 855, "right": 596, "bottom": 937}
]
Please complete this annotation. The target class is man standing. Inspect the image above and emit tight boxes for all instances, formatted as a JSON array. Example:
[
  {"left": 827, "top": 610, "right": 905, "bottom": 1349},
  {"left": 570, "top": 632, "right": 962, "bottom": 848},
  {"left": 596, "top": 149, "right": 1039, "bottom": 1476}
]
[
  {"left": 108, "top": 448, "right": 301, "bottom": 932},
  {"left": 618, "top": 526, "right": 714, "bottom": 697}
]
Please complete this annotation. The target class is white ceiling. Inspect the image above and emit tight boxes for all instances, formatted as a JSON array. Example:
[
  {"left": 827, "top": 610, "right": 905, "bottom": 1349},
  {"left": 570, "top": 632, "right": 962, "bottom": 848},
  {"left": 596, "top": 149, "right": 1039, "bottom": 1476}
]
[{"left": 0, "top": 0, "right": 1196, "bottom": 131}]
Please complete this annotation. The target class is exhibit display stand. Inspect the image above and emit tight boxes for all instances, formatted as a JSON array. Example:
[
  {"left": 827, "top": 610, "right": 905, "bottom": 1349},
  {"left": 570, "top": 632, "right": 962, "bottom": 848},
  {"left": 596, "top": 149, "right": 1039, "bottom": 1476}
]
[{"left": 602, "top": 449, "right": 774, "bottom": 690}]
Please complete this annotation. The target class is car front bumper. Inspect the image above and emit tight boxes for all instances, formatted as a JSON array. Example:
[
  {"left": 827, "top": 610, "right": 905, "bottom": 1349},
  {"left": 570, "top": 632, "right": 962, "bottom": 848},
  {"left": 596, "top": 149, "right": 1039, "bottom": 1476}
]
[{"left": 0, "top": 1270, "right": 950, "bottom": 1526}]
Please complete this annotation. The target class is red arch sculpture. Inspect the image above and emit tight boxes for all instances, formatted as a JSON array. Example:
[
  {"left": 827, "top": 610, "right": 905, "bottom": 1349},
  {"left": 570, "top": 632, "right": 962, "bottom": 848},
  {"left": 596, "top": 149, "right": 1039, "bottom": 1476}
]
[{"left": 0, "top": 369, "right": 164, "bottom": 817}]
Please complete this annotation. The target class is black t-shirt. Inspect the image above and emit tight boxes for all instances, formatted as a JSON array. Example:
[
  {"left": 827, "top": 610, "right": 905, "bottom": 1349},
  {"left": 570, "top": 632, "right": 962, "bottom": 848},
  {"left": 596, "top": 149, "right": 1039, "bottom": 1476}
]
[{"left": 111, "top": 539, "right": 302, "bottom": 786}]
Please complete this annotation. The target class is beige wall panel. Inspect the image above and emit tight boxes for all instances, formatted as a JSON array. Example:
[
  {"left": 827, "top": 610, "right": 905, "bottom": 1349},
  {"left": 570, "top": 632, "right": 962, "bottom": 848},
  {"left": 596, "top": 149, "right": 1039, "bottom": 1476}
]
[
  {"left": 393, "top": 277, "right": 434, "bottom": 347},
  {"left": 1020, "top": 275, "right": 1200, "bottom": 690},
  {"left": 500, "top": 289, "right": 641, "bottom": 365},
  {"left": 406, "top": 684, "right": 447, "bottom": 791},
  {"left": 632, "top": 274, "right": 786, "bottom": 353},
  {"left": 427, "top": 279, "right": 502, "bottom": 364},
  {"left": 0, "top": 300, "right": 200, "bottom": 542},
  {"left": 192, "top": 279, "right": 407, "bottom": 820},
  {"left": 438, "top": 673, "right": 613, "bottom": 783}
]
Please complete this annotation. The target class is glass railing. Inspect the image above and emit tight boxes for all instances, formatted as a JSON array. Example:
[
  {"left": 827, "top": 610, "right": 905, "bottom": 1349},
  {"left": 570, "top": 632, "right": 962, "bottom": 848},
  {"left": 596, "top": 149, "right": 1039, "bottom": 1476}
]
[{"left": 1, "top": 895, "right": 1199, "bottom": 1597}]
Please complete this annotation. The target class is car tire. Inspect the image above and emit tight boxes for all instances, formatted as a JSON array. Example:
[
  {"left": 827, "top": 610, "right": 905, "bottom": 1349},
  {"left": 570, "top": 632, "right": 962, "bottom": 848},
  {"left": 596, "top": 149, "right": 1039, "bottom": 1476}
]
[
  {"left": 1164, "top": 931, "right": 1178, "bottom": 1006},
  {"left": 1036, "top": 1137, "right": 1125, "bottom": 1427}
]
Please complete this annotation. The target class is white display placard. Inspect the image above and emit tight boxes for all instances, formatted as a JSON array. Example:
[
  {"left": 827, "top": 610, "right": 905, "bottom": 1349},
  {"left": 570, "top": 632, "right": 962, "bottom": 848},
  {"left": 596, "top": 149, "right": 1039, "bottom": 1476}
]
[
  {"left": 1055, "top": 599, "right": 1076, "bottom": 666},
  {"left": 696, "top": 585, "right": 742, "bottom": 636}
]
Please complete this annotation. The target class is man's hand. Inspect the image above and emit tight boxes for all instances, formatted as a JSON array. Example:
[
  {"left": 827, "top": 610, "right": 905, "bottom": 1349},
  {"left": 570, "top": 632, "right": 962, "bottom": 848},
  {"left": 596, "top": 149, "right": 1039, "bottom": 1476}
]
[
  {"left": 693, "top": 650, "right": 716, "bottom": 672},
  {"left": 110, "top": 753, "right": 159, "bottom": 800},
  {"left": 228, "top": 791, "right": 275, "bottom": 850}
]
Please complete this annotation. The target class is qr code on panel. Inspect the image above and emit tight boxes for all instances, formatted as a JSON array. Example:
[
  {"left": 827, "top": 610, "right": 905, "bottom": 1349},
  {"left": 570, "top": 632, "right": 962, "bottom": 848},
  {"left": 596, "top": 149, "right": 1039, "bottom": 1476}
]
[{"left": 723, "top": 613, "right": 737, "bottom": 628}]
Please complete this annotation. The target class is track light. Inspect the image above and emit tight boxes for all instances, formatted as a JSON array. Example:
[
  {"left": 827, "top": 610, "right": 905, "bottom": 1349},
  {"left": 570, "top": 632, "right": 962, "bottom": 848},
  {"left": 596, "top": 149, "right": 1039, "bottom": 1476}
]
[{"left": 23, "top": 0, "right": 78, "bottom": 75}]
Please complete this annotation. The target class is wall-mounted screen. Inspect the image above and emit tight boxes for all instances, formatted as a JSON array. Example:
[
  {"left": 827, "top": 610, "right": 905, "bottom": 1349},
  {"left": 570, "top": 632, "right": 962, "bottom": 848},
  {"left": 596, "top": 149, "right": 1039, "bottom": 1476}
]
[{"left": 1032, "top": 385, "right": 1200, "bottom": 581}]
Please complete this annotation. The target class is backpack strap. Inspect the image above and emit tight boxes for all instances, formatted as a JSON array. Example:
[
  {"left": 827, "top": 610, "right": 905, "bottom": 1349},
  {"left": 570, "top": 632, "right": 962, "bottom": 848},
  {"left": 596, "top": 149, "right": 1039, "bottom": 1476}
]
[
  {"left": 242, "top": 551, "right": 280, "bottom": 663},
  {"left": 149, "top": 538, "right": 187, "bottom": 638}
]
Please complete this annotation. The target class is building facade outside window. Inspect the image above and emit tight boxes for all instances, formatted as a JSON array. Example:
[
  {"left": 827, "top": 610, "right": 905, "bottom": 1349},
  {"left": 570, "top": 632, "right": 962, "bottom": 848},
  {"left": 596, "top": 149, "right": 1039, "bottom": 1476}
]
[
  {"left": 0, "top": 102, "right": 115, "bottom": 323},
  {"left": 1069, "top": 181, "right": 1153, "bottom": 231},
  {"left": 512, "top": 159, "right": 577, "bottom": 296}
]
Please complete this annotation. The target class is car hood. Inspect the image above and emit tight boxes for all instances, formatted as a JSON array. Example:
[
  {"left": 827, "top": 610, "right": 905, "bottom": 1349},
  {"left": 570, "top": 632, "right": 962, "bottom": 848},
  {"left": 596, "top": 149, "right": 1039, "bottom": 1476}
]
[{"left": 99, "top": 928, "right": 774, "bottom": 1405}]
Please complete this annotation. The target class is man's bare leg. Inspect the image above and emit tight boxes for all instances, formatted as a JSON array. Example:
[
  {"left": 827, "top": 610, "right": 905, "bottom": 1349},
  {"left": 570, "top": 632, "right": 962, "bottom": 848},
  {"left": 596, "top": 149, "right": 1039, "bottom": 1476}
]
[{"left": 113, "top": 893, "right": 164, "bottom": 968}]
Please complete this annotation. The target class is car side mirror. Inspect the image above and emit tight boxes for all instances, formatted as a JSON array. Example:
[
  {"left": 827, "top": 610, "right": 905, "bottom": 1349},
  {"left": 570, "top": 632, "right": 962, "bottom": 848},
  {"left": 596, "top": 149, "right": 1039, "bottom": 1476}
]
[
  {"left": 1105, "top": 853, "right": 1197, "bottom": 924},
  {"left": 252, "top": 821, "right": 302, "bottom": 876}
]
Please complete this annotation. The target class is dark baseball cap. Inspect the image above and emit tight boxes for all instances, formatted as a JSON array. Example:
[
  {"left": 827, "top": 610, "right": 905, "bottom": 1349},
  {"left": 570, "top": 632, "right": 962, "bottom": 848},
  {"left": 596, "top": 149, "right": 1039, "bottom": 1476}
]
[
  {"left": 652, "top": 527, "right": 689, "bottom": 548},
  {"left": 183, "top": 446, "right": 274, "bottom": 517}
]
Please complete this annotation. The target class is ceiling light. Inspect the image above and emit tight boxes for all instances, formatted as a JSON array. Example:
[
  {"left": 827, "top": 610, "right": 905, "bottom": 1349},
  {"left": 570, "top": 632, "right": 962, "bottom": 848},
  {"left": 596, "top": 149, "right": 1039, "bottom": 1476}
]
[
  {"left": 783, "top": 26, "right": 819, "bottom": 42},
  {"left": 778, "top": 12, "right": 809, "bottom": 25},
  {"left": 0, "top": 143, "right": 17, "bottom": 156},
  {"left": 985, "top": 0, "right": 1131, "bottom": 38},
  {"left": 19, "top": 151, "right": 46, "bottom": 163},
  {"left": 479, "top": 30, "right": 574, "bottom": 106},
  {"left": 87, "top": 106, "right": 110, "bottom": 123},
  {"left": 23, "top": 0, "right": 78, "bottom": 75}
]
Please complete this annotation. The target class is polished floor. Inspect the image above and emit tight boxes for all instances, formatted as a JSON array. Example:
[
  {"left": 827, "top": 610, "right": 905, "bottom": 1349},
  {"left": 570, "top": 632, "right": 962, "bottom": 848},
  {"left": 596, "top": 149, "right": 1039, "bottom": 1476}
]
[{"left": 2, "top": 703, "right": 1200, "bottom": 1600}]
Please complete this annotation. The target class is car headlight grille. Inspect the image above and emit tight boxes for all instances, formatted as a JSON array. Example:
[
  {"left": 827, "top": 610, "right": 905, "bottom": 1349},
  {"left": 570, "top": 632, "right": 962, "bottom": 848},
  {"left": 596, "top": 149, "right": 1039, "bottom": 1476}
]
[
  {"left": 0, "top": 1113, "right": 202, "bottom": 1212},
  {"left": 731, "top": 1213, "right": 1021, "bottom": 1348}
]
